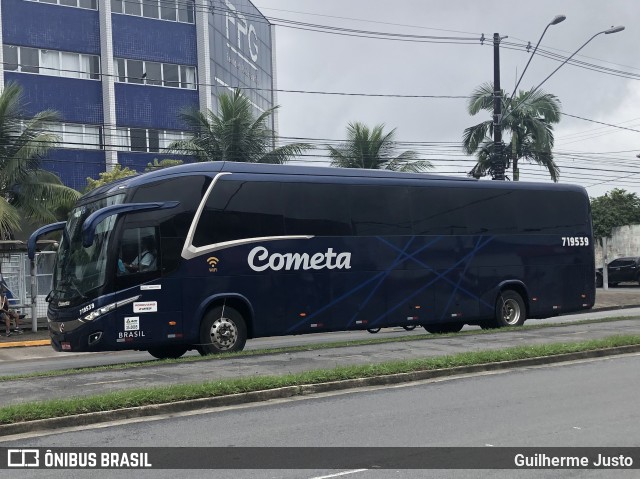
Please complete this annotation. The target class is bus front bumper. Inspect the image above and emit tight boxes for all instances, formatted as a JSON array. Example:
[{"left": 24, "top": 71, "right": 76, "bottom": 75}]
[{"left": 49, "top": 318, "right": 105, "bottom": 352}]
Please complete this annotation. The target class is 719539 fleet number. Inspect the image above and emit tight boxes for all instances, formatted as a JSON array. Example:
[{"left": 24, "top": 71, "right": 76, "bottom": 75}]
[{"left": 561, "top": 236, "right": 589, "bottom": 247}]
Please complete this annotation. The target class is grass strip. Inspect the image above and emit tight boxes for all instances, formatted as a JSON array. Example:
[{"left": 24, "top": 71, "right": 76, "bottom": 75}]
[
  {"left": 0, "top": 315, "right": 637, "bottom": 382},
  {"left": 0, "top": 334, "right": 638, "bottom": 425}
]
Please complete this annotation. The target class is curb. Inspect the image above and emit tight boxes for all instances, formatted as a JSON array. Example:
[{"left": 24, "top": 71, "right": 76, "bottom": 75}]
[
  {"left": 0, "top": 339, "right": 50, "bottom": 349},
  {"left": 584, "top": 304, "right": 640, "bottom": 314},
  {"left": 1, "top": 344, "right": 639, "bottom": 437}
]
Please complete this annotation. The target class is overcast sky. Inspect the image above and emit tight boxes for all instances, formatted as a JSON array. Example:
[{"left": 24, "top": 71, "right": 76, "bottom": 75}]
[{"left": 249, "top": 0, "right": 640, "bottom": 198}]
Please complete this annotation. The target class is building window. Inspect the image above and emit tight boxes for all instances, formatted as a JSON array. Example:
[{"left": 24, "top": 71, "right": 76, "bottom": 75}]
[
  {"left": 111, "top": 0, "right": 194, "bottom": 24},
  {"left": 3, "top": 45, "right": 100, "bottom": 79},
  {"left": 114, "top": 58, "right": 196, "bottom": 89},
  {"left": 26, "top": 0, "right": 98, "bottom": 9},
  {"left": 44, "top": 122, "right": 103, "bottom": 149},
  {"left": 114, "top": 128, "right": 189, "bottom": 153}
]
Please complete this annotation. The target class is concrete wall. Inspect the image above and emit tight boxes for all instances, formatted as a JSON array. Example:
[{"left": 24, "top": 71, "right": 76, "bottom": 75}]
[{"left": 594, "top": 224, "right": 640, "bottom": 266}]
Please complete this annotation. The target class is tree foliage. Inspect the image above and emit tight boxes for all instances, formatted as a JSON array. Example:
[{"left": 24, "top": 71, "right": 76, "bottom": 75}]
[
  {"left": 328, "top": 122, "right": 432, "bottom": 172},
  {"left": 463, "top": 83, "right": 561, "bottom": 181},
  {"left": 0, "top": 82, "right": 80, "bottom": 239},
  {"left": 84, "top": 164, "right": 137, "bottom": 192},
  {"left": 590, "top": 188, "right": 640, "bottom": 239},
  {"left": 169, "top": 89, "right": 310, "bottom": 164},
  {"left": 145, "top": 158, "right": 183, "bottom": 171}
]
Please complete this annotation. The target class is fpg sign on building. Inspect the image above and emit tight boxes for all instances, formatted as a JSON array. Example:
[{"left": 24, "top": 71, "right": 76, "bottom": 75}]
[
  {"left": 210, "top": 0, "right": 275, "bottom": 126},
  {"left": 224, "top": 0, "right": 259, "bottom": 63}
]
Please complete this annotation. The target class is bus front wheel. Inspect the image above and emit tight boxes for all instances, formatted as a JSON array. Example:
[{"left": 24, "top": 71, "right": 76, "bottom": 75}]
[
  {"left": 494, "top": 290, "right": 526, "bottom": 327},
  {"left": 198, "top": 305, "right": 247, "bottom": 355}
]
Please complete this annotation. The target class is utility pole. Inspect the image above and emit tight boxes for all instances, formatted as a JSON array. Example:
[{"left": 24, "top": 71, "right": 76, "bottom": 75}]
[{"left": 492, "top": 32, "right": 506, "bottom": 180}]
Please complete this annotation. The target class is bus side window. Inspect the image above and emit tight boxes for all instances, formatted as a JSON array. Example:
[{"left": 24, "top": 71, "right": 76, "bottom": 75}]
[{"left": 118, "top": 227, "right": 159, "bottom": 275}]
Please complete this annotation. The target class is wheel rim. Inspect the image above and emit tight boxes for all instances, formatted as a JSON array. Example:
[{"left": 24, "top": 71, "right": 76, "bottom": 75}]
[
  {"left": 209, "top": 317, "right": 238, "bottom": 350},
  {"left": 501, "top": 298, "right": 521, "bottom": 325}
]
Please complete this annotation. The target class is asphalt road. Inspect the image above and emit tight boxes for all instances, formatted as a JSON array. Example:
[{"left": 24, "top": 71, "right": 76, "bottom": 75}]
[
  {"left": 1, "top": 311, "right": 639, "bottom": 407},
  {"left": 2, "top": 353, "right": 638, "bottom": 479},
  {"left": 2, "top": 306, "right": 640, "bottom": 376}
]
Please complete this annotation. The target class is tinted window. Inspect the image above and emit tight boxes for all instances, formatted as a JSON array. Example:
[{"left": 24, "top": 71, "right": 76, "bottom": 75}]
[
  {"left": 127, "top": 60, "right": 144, "bottom": 84},
  {"left": 350, "top": 185, "right": 411, "bottom": 236},
  {"left": 163, "top": 64, "right": 179, "bottom": 88},
  {"left": 148, "top": 129, "right": 160, "bottom": 153},
  {"left": 130, "top": 128, "right": 147, "bottom": 152},
  {"left": 411, "top": 187, "right": 468, "bottom": 235},
  {"left": 194, "top": 180, "right": 284, "bottom": 246},
  {"left": 131, "top": 175, "right": 210, "bottom": 239},
  {"left": 516, "top": 190, "right": 588, "bottom": 233},
  {"left": 283, "top": 182, "right": 352, "bottom": 236},
  {"left": 145, "top": 62, "right": 162, "bottom": 86},
  {"left": 462, "top": 188, "right": 518, "bottom": 234},
  {"left": 117, "top": 227, "right": 158, "bottom": 276},
  {"left": 20, "top": 47, "right": 39, "bottom": 73},
  {"left": 412, "top": 186, "right": 587, "bottom": 236},
  {"left": 3, "top": 46, "right": 17, "bottom": 71}
]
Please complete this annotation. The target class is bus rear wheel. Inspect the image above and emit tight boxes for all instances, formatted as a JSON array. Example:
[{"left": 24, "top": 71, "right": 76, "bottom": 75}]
[
  {"left": 494, "top": 290, "right": 526, "bottom": 327},
  {"left": 198, "top": 305, "right": 247, "bottom": 355},
  {"left": 147, "top": 346, "right": 188, "bottom": 360}
]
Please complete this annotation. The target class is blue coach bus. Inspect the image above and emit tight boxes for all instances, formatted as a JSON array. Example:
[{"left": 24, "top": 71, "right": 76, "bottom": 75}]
[{"left": 29, "top": 162, "right": 595, "bottom": 359}]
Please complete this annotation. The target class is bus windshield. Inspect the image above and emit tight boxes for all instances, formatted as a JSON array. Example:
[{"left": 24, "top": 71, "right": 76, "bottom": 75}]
[{"left": 52, "top": 194, "right": 125, "bottom": 303}]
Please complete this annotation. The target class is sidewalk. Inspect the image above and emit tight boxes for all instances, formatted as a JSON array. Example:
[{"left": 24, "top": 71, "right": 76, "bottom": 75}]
[{"left": 1, "top": 287, "right": 638, "bottom": 349}]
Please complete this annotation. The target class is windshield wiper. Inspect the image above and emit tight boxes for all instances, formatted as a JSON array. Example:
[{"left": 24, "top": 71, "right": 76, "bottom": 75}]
[
  {"left": 45, "top": 289, "right": 61, "bottom": 303},
  {"left": 59, "top": 278, "right": 87, "bottom": 300},
  {"left": 68, "top": 279, "right": 87, "bottom": 300}
]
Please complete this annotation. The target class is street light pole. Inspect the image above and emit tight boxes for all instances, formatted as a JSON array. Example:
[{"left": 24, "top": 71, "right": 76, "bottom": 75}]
[
  {"left": 492, "top": 16, "right": 565, "bottom": 181},
  {"left": 503, "top": 25, "right": 625, "bottom": 125},
  {"left": 491, "top": 24, "right": 624, "bottom": 182},
  {"left": 503, "top": 15, "right": 566, "bottom": 113}
]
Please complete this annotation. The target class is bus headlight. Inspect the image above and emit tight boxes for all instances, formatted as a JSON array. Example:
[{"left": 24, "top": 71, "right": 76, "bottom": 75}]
[
  {"left": 81, "top": 295, "right": 140, "bottom": 322},
  {"left": 83, "top": 303, "right": 116, "bottom": 322}
]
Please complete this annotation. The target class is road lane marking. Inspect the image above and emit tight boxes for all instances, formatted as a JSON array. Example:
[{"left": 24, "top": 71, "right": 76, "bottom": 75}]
[
  {"left": 310, "top": 469, "right": 368, "bottom": 479},
  {"left": 84, "top": 379, "right": 142, "bottom": 386}
]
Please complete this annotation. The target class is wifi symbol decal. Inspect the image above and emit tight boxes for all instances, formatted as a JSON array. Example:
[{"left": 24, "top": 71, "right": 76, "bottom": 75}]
[{"left": 206, "top": 257, "right": 219, "bottom": 272}]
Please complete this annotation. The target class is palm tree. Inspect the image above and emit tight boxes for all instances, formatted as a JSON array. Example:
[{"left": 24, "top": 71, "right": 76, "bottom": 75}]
[
  {"left": 462, "top": 82, "right": 561, "bottom": 181},
  {"left": 169, "top": 89, "right": 310, "bottom": 164},
  {"left": 0, "top": 82, "right": 79, "bottom": 239},
  {"left": 328, "top": 122, "right": 432, "bottom": 172}
]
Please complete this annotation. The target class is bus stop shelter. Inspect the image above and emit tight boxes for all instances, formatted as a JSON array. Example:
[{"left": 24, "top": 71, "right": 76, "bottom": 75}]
[{"left": 0, "top": 240, "right": 57, "bottom": 332}]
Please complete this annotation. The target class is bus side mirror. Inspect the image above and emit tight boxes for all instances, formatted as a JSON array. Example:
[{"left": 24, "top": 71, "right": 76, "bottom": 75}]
[
  {"left": 28, "top": 222, "right": 66, "bottom": 259},
  {"left": 82, "top": 201, "right": 179, "bottom": 248}
]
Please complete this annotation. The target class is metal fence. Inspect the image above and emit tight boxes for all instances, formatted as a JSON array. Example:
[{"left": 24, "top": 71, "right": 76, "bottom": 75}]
[{"left": 0, "top": 251, "right": 55, "bottom": 323}]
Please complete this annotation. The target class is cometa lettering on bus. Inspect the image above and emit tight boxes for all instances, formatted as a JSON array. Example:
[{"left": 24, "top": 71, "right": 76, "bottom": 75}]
[{"left": 248, "top": 246, "right": 352, "bottom": 272}]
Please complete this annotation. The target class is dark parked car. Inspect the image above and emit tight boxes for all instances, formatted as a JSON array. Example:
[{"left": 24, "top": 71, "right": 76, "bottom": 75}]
[{"left": 595, "top": 257, "right": 640, "bottom": 287}]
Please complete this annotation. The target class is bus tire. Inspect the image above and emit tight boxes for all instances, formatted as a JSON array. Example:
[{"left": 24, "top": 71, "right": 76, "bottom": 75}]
[
  {"left": 147, "top": 346, "right": 188, "bottom": 360},
  {"left": 423, "top": 323, "right": 463, "bottom": 334},
  {"left": 198, "top": 305, "right": 247, "bottom": 355},
  {"left": 367, "top": 328, "right": 381, "bottom": 334},
  {"left": 495, "top": 290, "right": 526, "bottom": 327}
]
